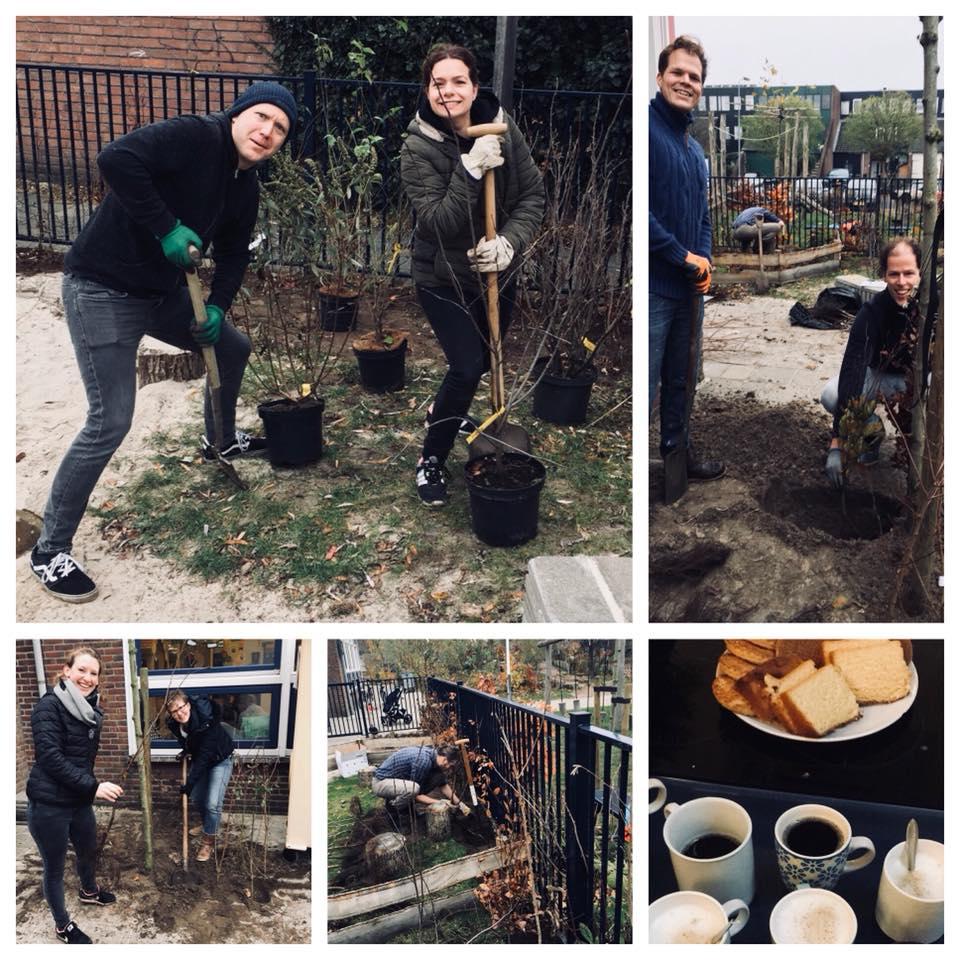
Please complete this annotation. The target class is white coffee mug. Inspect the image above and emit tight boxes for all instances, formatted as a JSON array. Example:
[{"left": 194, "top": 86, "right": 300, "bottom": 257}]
[
  {"left": 663, "top": 796, "right": 755, "bottom": 905},
  {"left": 769, "top": 886, "right": 858, "bottom": 943},
  {"left": 774, "top": 803, "right": 874, "bottom": 890},
  {"left": 875, "top": 839, "right": 944, "bottom": 943},
  {"left": 650, "top": 778, "right": 667, "bottom": 814},
  {"left": 649, "top": 890, "right": 749, "bottom": 944}
]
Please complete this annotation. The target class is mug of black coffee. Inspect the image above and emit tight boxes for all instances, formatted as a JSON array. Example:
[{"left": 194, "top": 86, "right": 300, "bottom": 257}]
[{"left": 774, "top": 803, "right": 875, "bottom": 890}]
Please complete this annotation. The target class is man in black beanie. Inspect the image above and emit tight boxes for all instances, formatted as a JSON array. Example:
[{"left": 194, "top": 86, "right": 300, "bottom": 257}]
[{"left": 28, "top": 82, "right": 296, "bottom": 603}]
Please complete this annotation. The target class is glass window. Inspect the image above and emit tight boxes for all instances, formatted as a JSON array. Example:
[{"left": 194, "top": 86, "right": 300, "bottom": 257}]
[
  {"left": 138, "top": 639, "right": 279, "bottom": 672},
  {"left": 146, "top": 687, "right": 278, "bottom": 747},
  {"left": 720, "top": 96, "right": 730, "bottom": 112},
  {"left": 841, "top": 100, "right": 850, "bottom": 115}
]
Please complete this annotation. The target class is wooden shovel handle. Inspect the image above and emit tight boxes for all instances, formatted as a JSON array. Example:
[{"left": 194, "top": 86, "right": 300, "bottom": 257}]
[
  {"left": 463, "top": 122, "right": 508, "bottom": 139},
  {"left": 181, "top": 756, "right": 189, "bottom": 870}
]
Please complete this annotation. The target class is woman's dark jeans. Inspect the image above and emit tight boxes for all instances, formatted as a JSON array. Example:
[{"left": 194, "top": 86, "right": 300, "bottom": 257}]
[
  {"left": 417, "top": 282, "right": 516, "bottom": 463},
  {"left": 26, "top": 800, "right": 98, "bottom": 929}
]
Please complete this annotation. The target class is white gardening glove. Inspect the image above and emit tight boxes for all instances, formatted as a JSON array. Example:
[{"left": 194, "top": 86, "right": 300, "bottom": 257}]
[
  {"left": 461, "top": 135, "right": 504, "bottom": 180},
  {"left": 467, "top": 235, "right": 515, "bottom": 273}
]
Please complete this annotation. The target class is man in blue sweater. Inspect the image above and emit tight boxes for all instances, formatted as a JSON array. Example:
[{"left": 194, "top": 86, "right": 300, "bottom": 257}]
[
  {"left": 28, "top": 82, "right": 296, "bottom": 604},
  {"left": 372, "top": 744, "right": 469, "bottom": 814},
  {"left": 649, "top": 36, "right": 724, "bottom": 481}
]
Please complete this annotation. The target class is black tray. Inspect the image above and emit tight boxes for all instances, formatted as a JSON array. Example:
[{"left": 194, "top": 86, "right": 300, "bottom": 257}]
[{"left": 648, "top": 777, "right": 944, "bottom": 944}]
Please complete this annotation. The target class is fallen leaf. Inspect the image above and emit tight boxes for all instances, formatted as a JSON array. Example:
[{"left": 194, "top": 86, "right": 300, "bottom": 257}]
[
  {"left": 16, "top": 452, "right": 25, "bottom": 462},
  {"left": 326, "top": 544, "right": 341, "bottom": 561},
  {"left": 832, "top": 595, "right": 849, "bottom": 609},
  {"left": 240, "top": 561, "right": 254, "bottom": 576}
]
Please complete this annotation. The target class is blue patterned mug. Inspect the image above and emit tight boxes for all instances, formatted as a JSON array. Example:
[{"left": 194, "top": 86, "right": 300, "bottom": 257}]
[{"left": 774, "top": 804, "right": 875, "bottom": 891}]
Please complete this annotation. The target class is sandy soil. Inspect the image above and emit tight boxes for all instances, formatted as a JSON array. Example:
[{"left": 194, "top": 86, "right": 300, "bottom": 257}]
[
  {"left": 16, "top": 809, "right": 310, "bottom": 944},
  {"left": 15, "top": 272, "right": 417, "bottom": 622}
]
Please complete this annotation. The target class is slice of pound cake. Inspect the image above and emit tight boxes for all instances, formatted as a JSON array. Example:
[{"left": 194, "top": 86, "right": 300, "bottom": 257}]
[
  {"left": 829, "top": 640, "right": 911, "bottom": 704},
  {"left": 779, "top": 665, "right": 861, "bottom": 737}
]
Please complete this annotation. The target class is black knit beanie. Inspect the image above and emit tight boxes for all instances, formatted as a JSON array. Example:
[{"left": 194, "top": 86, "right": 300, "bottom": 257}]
[{"left": 226, "top": 81, "right": 297, "bottom": 132}]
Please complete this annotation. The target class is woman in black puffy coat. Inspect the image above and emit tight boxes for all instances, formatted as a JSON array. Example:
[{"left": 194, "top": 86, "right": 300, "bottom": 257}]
[
  {"left": 26, "top": 646, "right": 124, "bottom": 944},
  {"left": 400, "top": 43, "right": 544, "bottom": 507},
  {"left": 166, "top": 690, "right": 235, "bottom": 862}
]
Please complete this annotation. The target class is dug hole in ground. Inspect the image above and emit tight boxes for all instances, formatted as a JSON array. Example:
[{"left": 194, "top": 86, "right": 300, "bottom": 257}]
[
  {"left": 649, "top": 278, "right": 938, "bottom": 623},
  {"left": 16, "top": 808, "right": 310, "bottom": 944}
]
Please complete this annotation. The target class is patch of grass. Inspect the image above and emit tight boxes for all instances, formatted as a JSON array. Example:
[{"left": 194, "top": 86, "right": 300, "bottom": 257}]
[
  {"left": 92, "top": 350, "right": 631, "bottom": 620},
  {"left": 387, "top": 901, "right": 507, "bottom": 944}
]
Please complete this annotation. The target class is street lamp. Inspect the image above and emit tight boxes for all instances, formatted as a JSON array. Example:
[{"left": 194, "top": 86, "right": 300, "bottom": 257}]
[{"left": 736, "top": 76, "right": 750, "bottom": 176}]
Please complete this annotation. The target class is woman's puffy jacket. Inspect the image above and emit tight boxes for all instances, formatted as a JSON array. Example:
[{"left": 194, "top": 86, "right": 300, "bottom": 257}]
[
  {"left": 167, "top": 696, "right": 234, "bottom": 793},
  {"left": 401, "top": 90, "right": 544, "bottom": 289},
  {"left": 26, "top": 688, "right": 101, "bottom": 807}
]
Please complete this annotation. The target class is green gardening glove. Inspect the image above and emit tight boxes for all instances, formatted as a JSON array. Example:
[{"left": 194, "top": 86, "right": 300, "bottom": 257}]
[
  {"left": 158, "top": 220, "right": 202, "bottom": 269},
  {"left": 192, "top": 304, "right": 223, "bottom": 346}
]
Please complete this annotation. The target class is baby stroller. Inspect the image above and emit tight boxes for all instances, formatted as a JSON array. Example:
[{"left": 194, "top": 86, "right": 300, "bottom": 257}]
[{"left": 381, "top": 686, "right": 413, "bottom": 727}]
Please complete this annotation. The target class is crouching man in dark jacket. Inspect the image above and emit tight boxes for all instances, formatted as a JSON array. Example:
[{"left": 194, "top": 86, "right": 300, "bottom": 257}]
[
  {"left": 166, "top": 690, "right": 235, "bottom": 862},
  {"left": 28, "top": 81, "right": 297, "bottom": 604}
]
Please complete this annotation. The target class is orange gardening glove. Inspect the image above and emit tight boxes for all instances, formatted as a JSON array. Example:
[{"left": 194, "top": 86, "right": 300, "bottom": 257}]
[{"left": 684, "top": 251, "right": 712, "bottom": 294}]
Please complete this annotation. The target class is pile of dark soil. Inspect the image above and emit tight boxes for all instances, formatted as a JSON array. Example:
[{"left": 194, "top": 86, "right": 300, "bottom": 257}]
[{"left": 649, "top": 393, "right": 939, "bottom": 622}]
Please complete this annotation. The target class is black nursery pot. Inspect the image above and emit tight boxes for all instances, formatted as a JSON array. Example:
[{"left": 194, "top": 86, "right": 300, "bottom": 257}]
[
  {"left": 533, "top": 362, "right": 599, "bottom": 426},
  {"left": 464, "top": 454, "right": 547, "bottom": 547},
  {"left": 318, "top": 291, "right": 359, "bottom": 331},
  {"left": 353, "top": 338, "right": 407, "bottom": 393},
  {"left": 257, "top": 396, "right": 325, "bottom": 468}
]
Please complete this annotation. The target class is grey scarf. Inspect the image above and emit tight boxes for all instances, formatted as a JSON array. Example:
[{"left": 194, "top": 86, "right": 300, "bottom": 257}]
[{"left": 53, "top": 678, "right": 103, "bottom": 729}]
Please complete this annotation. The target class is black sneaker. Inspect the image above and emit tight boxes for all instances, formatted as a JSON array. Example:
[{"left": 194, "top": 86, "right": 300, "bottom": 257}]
[
  {"left": 30, "top": 546, "right": 99, "bottom": 603},
  {"left": 415, "top": 456, "right": 449, "bottom": 507},
  {"left": 79, "top": 886, "right": 116, "bottom": 906},
  {"left": 56, "top": 921, "right": 92, "bottom": 944},
  {"left": 201, "top": 429, "right": 268, "bottom": 461}
]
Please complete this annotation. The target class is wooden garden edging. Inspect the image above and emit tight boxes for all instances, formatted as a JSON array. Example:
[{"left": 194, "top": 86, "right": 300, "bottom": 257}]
[{"left": 328, "top": 839, "right": 526, "bottom": 921}]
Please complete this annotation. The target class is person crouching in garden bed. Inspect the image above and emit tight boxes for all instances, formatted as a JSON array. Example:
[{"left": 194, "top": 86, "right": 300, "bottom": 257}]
[
  {"left": 372, "top": 744, "right": 470, "bottom": 816},
  {"left": 401, "top": 42, "right": 544, "bottom": 507},
  {"left": 26, "top": 646, "right": 124, "bottom": 944},
  {"left": 166, "top": 690, "right": 235, "bottom": 862}
]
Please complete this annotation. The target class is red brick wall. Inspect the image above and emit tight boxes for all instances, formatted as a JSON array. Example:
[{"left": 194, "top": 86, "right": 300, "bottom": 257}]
[
  {"left": 16, "top": 16, "right": 274, "bottom": 74},
  {"left": 16, "top": 640, "right": 289, "bottom": 814}
]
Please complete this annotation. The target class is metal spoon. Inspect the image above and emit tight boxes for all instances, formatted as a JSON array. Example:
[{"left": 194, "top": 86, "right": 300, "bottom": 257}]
[
  {"left": 709, "top": 919, "right": 734, "bottom": 944},
  {"left": 906, "top": 817, "right": 919, "bottom": 872}
]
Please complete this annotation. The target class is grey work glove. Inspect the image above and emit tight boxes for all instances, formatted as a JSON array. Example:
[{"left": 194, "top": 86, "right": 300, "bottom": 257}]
[
  {"left": 825, "top": 447, "right": 844, "bottom": 489},
  {"left": 468, "top": 235, "right": 515, "bottom": 272},
  {"left": 461, "top": 134, "right": 504, "bottom": 180}
]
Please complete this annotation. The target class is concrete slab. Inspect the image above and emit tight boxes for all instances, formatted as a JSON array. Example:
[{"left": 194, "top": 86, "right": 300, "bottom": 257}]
[{"left": 522, "top": 554, "right": 632, "bottom": 623}]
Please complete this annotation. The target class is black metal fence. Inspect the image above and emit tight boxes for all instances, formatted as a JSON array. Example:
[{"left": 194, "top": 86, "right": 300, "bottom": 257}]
[
  {"left": 16, "top": 62, "right": 631, "bottom": 249},
  {"left": 709, "top": 175, "right": 942, "bottom": 256},
  {"left": 429, "top": 677, "right": 632, "bottom": 944},
  {"left": 327, "top": 675, "right": 427, "bottom": 738}
]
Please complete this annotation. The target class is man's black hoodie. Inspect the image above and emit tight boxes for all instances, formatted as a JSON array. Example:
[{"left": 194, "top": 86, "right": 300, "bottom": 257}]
[{"left": 65, "top": 112, "right": 259, "bottom": 311}]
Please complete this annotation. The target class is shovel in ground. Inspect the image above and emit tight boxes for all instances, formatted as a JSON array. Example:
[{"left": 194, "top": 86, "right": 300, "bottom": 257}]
[
  {"left": 462, "top": 122, "right": 531, "bottom": 463},
  {"left": 663, "top": 265, "right": 704, "bottom": 505},
  {"left": 184, "top": 246, "right": 247, "bottom": 491}
]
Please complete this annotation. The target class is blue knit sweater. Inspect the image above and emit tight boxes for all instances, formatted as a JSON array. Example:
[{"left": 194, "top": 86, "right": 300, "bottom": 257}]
[
  {"left": 374, "top": 745, "right": 436, "bottom": 785},
  {"left": 649, "top": 92, "right": 712, "bottom": 300}
]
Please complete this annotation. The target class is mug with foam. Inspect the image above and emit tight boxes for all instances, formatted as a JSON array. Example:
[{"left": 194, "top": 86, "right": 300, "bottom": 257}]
[
  {"left": 649, "top": 890, "right": 750, "bottom": 944},
  {"left": 650, "top": 778, "right": 667, "bottom": 814},
  {"left": 663, "top": 796, "right": 755, "bottom": 904},
  {"left": 769, "top": 887, "right": 858, "bottom": 943},
  {"left": 875, "top": 839, "right": 944, "bottom": 943},
  {"left": 774, "top": 803, "right": 875, "bottom": 890}
]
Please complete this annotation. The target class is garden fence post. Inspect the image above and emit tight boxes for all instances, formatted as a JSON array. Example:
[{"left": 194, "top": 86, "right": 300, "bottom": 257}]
[
  {"left": 565, "top": 710, "right": 595, "bottom": 939},
  {"left": 353, "top": 678, "right": 366, "bottom": 738}
]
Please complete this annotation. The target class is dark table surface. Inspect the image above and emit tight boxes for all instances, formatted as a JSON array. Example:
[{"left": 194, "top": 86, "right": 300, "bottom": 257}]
[
  {"left": 649, "top": 640, "right": 943, "bottom": 809},
  {"left": 648, "top": 777, "right": 944, "bottom": 943}
]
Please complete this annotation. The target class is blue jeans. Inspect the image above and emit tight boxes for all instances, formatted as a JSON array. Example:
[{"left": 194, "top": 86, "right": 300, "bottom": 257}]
[
  {"left": 26, "top": 800, "right": 98, "bottom": 929},
  {"left": 37, "top": 275, "right": 252, "bottom": 554},
  {"left": 649, "top": 291, "right": 703, "bottom": 452},
  {"left": 189, "top": 755, "right": 234, "bottom": 836},
  {"left": 820, "top": 367, "right": 907, "bottom": 415}
]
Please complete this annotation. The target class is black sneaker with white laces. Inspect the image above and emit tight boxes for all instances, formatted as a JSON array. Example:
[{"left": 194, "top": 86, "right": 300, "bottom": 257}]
[
  {"left": 56, "top": 921, "right": 92, "bottom": 944},
  {"left": 78, "top": 886, "right": 116, "bottom": 906},
  {"left": 30, "top": 546, "right": 99, "bottom": 603},
  {"left": 200, "top": 429, "right": 268, "bottom": 461},
  {"left": 415, "top": 456, "right": 449, "bottom": 507}
]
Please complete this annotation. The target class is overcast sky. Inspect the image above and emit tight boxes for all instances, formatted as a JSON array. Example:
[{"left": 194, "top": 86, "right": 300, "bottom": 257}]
[{"left": 673, "top": 16, "right": 944, "bottom": 91}]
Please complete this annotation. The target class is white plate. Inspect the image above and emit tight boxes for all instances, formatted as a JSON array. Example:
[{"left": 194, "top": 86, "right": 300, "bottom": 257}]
[{"left": 727, "top": 662, "right": 918, "bottom": 742}]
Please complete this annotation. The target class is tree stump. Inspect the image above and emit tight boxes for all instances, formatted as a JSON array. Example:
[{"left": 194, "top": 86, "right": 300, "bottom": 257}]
[
  {"left": 137, "top": 338, "right": 204, "bottom": 388},
  {"left": 16, "top": 508, "right": 42, "bottom": 556},
  {"left": 358, "top": 766, "right": 376, "bottom": 787},
  {"left": 425, "top": 802, "right": 452, "bottom": 841},
  {"left": 363, "top": 832, "right": 407, "bottom": 882}
]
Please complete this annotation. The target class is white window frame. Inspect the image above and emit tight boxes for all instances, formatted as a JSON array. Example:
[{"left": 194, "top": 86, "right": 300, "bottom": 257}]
[{"left": 122, "top": 640, "right": 298, "bottom": 759}]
